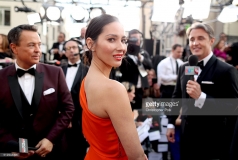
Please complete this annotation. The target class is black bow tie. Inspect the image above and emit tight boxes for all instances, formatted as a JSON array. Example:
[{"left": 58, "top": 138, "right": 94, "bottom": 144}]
[
  {"left": 17, "top": 68, "right": 35, "bottom": 77},
  {"left": 197, "top": 61, "right": 204, "bottom": 70},
  {"left": 68, "top": 63, "right": 78, "bottom": 68}
]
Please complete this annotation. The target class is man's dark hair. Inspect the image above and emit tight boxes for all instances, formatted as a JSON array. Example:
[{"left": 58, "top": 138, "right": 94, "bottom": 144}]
[
  {"left": 7, "top": 24, "right": 38, "bottom": 45},
  {"left": 128, "top": 29, "right": 143, "bottom": 38},
  {"left": 172, "top": 44, "right": 182, "bottom": 50},
  {"left": 59, "top": 32, "right": 65, "bottom": 38},
  {"left": 63, "top": 38, "right": 83, "bottom": 51}
]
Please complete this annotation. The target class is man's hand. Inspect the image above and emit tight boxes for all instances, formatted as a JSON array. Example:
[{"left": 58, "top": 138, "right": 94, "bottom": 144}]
[
  {"left": 53, "top": 49, "right": 59, "bottom": 54},
  {"left": 12, "top": 151, "right": 34, "bottom": 159},
  {"left": 68, "top": 121, "right": 72, "bottom": 128},
  {"left": 166, "top": 128, "right": 175, "bottom": 143},
  {"left": 35, "top": 138, "right": 53, "bottom": 158},
  {"left": 186, "top": 80, "right": 201, "bottom": 99}
]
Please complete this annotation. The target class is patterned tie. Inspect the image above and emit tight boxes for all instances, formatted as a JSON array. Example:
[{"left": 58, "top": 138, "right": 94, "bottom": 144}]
[{"left": 17, "top": 68, "right": 35, "bottom": 77}]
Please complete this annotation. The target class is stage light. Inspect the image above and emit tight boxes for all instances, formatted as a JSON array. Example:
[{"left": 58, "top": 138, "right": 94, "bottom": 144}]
[
  {"left": 233, "top": 0, "right": 238, "bottom": 6},
  {"left": 71, "top": 6, "right": 85, "bottom": 21},
  {"left": 151, "top": 0, "right": 180, "bottom": 22},
  {"left": 90, "top": 8, "right": 105, "bottom": 19},
  {"left": 40, "top": 7, "right": 45, "bottom": 18},
  {"left": 61, "top": 8, "right": 70, "bottom": 19},
  {"left": 217, "top": 4, "right": 238, "bottom": 23},
  {"left": 183, "top": 0, "right": 211, "bottom": 20},
  {"left": 46, "top": 6, "right": 61, "bottom": 21},
  {"left": 83, "top": 8, "right": 89, "bottom": 22},
  {"left": 27, "top": 13, "right": 41, "bottom": 25}
]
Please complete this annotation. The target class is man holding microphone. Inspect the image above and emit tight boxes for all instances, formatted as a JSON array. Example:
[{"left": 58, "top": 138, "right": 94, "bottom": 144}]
[{"left": 166, "top": 23, "right": 238, "bottom": 160}]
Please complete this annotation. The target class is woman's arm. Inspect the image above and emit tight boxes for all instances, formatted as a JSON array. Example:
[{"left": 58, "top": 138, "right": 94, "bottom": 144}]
[{"left": 104, "top": 81, "right": 147, "bottom": 160}]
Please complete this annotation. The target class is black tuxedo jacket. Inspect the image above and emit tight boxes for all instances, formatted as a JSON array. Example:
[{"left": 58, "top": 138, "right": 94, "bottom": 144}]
[
  {"left": 119, "top": 52, "right": 152, "bottom": 88},
  {"left": 61, "top": 62, "right": 88, "bottom": 128},
  {"left": 0, "top": 63, "right": 74, "bottom": 153},
  {"left": 171, "top": 55, "right": 238, "bottom": 159},
  {"left": 61, "top": 62, "right": 88, "bottom": 159},
  {"left": 49, "top": 42, "right": 67, "bottom": 61}
]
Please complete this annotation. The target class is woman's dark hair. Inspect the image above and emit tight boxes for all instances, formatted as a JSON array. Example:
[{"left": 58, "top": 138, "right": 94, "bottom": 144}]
[{"left": 83, "top": 14, "right": 119, "bottom": 65}]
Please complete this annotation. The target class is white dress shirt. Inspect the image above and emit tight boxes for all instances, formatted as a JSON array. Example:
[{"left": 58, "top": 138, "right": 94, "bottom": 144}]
[
  {"left": 15, "top": 62, "right": 36, "bottom": 105},
  {"left": 66, "top": 60, "right": 81, "bottom": 91},
  {"left": 157, "top": 55, "right": 184, "bottom": 87},
  {"left": 194, "top": 52, "right": 213, "bottom": 108},
  {"left": 167, "top": 52, "right": 213, "bottom": 129}
]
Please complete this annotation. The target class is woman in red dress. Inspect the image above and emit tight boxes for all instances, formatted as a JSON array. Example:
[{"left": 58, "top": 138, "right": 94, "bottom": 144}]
[{"left": 80, "top": 14, "right": 147, "bottom": 160}]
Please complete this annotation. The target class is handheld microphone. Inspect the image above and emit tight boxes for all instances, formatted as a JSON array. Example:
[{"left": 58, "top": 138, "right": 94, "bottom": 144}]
[
  {"left": 6, "top": 139, "right": 38, "bottom": 153},
  {"left": 185, "top": 55, "right": 199, "bottom": 80}
]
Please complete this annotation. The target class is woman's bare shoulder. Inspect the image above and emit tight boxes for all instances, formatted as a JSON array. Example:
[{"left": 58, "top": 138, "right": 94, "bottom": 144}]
[
  {"left": 85, "top": 77, "right": 126, "bottom": 96},
  {"left": 101, "top": 79, "right": 127, "bottom": 95}
]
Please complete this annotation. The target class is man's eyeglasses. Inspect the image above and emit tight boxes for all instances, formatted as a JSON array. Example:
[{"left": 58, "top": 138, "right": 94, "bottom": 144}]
[{"left": 65, "top": 46, "right": 78, "bottom": 51}]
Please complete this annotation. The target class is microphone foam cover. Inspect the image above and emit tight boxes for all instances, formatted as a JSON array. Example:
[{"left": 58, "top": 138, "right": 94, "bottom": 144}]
[{"left": 188, "top": 55, "right": 198, "bottom": 66}]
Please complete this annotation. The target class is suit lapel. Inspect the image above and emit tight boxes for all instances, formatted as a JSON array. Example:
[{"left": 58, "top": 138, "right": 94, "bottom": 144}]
[
  {"left": 71, "top": 64, "right": 82, "bottom": 91},
  {"left": 8, "top": 66, "right": 24, "bottom": 119},
  {"left": 196, "top": 55, "right": 216, "bottom": 84},
  {"left": 62, "top": 65, "right": 67, "bottom": 76},
  {"left": 32, "top": 66, "right": 44, "bottom": 111}
]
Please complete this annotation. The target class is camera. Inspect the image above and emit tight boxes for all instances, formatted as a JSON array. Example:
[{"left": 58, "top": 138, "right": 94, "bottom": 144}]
[{"left": 127, "top": 37, "right": 140, "bottom": 56}]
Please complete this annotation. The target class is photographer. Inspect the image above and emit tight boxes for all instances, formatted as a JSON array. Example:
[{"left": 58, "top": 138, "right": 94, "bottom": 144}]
[{"left": 119, "top": 29, "right": 152, "bottom": 110}]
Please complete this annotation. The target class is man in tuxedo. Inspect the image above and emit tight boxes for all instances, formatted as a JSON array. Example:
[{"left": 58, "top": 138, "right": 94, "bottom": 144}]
[
  {"left": 61, "top": 38, "right": 89, "bottom": 160},
  {"left": 119, "top": 29, "right": 152, "bottom": 110},
  {"left": 0, "top": 24, "right": 74, "bottom": 159},
  {"left": 166, "top": 23, "right": 238, "bottom": 160},
  {"left": 48, "top": 32, "right": 66, "bottom": 61}
]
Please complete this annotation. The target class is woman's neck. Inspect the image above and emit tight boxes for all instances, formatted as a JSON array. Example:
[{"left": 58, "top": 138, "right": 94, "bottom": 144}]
[{"left": 90, "top": 58, "right": 112, "bottom": 78}]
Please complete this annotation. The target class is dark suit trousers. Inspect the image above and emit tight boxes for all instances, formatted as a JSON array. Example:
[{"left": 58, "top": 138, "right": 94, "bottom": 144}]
[
  {"left": 160, "top": 85, "right": 175, "bottom": 98},
  {"left": 180, "top": 117, "right": 233, "bottom": 160},
  {"left": 63, "top": 127, "right": 88, "bottom": 160}
]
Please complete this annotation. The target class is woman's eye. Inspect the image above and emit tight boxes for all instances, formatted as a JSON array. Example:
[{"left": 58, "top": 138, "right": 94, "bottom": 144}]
[
  {"left": 122, "top": 39, "right": 127, "bottom": 44},
  {"left": 108, "top": 38, "right": 115, "bottom": 42}
]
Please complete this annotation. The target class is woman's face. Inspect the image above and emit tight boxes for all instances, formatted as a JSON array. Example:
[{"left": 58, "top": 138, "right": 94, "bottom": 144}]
[
  {"left": 148, "top": 70, "right": 155, "bottom": 79},
  {"left": 218, "top": 40, "right": 225, "bottom": 49},
  {"left": 92, "top": 21, "right": 127, "bottom": 68},
  {"left": 128, "top": 88, "right": 135, "bottom": 102}
]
